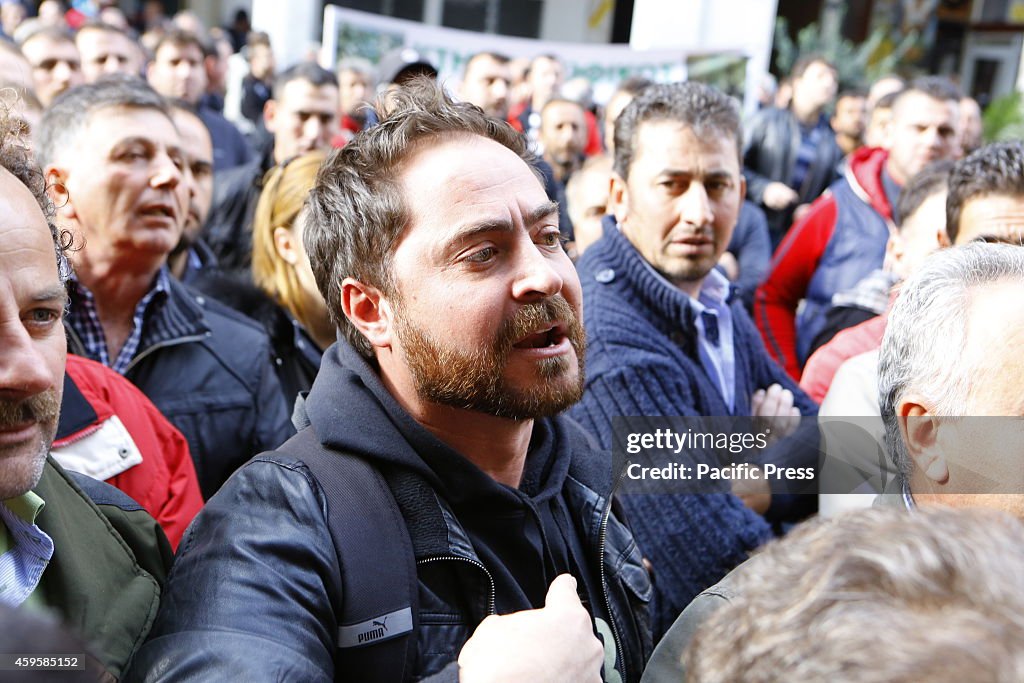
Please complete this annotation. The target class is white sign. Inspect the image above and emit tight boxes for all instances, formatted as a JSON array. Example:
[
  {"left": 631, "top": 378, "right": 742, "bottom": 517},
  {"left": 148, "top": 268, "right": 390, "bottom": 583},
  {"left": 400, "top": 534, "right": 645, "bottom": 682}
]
[{"left": 321, "top": 5, "right": 697, "bottom": 104}]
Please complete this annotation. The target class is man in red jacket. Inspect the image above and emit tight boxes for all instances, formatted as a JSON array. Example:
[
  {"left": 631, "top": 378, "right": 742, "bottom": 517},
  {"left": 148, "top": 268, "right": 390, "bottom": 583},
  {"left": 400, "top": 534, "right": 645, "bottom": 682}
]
[
  {"left": 53, "top": 354, "right": 203, "bottom": 549},
  {"left": 755, "top": 77, "right": 960, "bottom": 380}
]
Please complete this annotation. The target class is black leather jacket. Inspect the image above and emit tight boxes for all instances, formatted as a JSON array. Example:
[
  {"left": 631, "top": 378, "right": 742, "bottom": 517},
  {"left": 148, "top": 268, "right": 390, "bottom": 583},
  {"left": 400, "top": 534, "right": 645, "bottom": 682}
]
[
  {"left": 128, "top": 342, "right": 652, "bottom": 682},
  {"left": 743, "top": 106, "right": 843, "bottom": 239}
]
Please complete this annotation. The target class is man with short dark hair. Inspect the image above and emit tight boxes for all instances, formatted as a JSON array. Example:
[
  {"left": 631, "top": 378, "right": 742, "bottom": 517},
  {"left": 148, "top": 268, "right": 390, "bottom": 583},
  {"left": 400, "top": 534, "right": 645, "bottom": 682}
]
[
  {"left": 239, "top": 31, "right": 274, "bottom": 126},
  {"left": 756, "top": 76, "right": 961, "bottom": 379},
  {"left": 336, "top": 56, "right": 374, "bottom": 140},
  {"left": 508, "top": 53, "right": 563, "bottom": 144},
  {"left": 572, "top": 81, "right": 818, "bottom": 637},
  {"left": 0, "top": 92, "right": 171, "bottom": 681},
  {"left": 946, "top": 140, "right": 1024, "bottom": 245},
  {"left": 18, "top": 26, "right": 82, "bottom": 106},
  {"left": 75, "top": 20, "right": 142, "bottom": 82},
  {"left": 204, "top": 61, "right": 338, "bottom": 272},
  {"left": 459, "top": 50, "right": 512, "bottom": 120},
  {"left": 165, "top": 101, "right": 216, "bottom": 282},
  {"left": 129, "top": 79, "right": 651, "bottom": 682},
  {"left": 831, "top": 88, "right": 867, "bottom": 156},
  {"left": 36, "top": 77, "right": 293, "bottom": 498},
  {"left": 743, "top": 54, "right": 842, "bottom": 242},
  {"left": 540, "top": 97, "right": 586, "bottom": 185},
  {"left": 147, "top": 28, "right": 252, "bottom": 171},
  {"left": 958, "top": 95, "right": 983, "bottom": 157}
]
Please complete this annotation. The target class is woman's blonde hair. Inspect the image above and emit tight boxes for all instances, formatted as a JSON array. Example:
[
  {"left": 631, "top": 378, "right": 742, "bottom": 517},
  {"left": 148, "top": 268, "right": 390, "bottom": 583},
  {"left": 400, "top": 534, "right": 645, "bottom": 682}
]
[{"left": 251, "top": 150, "right": 328, "bottom": 333}]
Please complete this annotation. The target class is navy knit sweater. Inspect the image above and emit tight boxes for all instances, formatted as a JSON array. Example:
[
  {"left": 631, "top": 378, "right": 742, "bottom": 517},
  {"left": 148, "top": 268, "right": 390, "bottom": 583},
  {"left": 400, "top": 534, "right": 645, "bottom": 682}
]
[{"left": 570, "top": 218, "right": 818, "bottom": 637}]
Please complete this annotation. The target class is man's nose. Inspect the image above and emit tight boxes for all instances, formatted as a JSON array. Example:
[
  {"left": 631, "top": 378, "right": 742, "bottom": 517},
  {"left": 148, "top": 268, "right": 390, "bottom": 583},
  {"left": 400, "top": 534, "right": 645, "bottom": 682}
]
[
  {"left": 0, "top": 325, "right": 59, "bottom": 399},
  {"left": 512, "top": 243, "right": 564, "bottom": 302},
  {"left": 679, "top": 183, "right": 714, "bottom": 227},
  {"left": 151, "top": 152, "right": 182, "bottom": 189},
  {"left": 303, "top": 117, "right": 325, "bottom": 145},
  {"left": 492, "top": 79, "right": 509, "bottom": 101},
  {"left": 51, "top": 60, "right": 72, "bottom": 84}
]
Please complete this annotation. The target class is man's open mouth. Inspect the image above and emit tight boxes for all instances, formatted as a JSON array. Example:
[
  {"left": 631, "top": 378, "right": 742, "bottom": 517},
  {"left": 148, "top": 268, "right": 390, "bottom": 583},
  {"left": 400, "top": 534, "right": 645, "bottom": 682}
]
[{"left": 512, "top": 324, "right": 567, "bottom": 349}]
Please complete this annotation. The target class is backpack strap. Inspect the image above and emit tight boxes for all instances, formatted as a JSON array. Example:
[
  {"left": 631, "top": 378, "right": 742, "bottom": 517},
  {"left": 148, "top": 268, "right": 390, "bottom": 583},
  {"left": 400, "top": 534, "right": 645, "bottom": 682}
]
[{"left": 277, "top": 427, "right": 419, "bottom": 682}]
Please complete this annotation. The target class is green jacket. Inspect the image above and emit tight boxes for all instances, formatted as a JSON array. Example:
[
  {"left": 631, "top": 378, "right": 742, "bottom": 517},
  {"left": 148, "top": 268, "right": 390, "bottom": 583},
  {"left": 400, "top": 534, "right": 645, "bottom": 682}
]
[{"left": 33, "top": 457, "right": 173, "bottom": 680}]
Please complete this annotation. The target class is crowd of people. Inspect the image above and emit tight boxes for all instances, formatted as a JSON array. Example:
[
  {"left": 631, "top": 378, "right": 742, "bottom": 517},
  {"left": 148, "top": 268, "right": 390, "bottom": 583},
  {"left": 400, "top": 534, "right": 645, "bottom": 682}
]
[{"left": 0, "top": 2, "right": 1020, "bottom": 681}]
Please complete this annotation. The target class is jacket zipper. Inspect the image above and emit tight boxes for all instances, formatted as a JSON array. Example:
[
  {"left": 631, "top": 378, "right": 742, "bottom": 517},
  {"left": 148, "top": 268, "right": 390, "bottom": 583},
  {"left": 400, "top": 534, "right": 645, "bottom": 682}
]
[
  {"left": 124, "top": 333, "right": 208, "bottom": 374},
  {"left": 417, "top": 555, "right": 496, "bottom": 616},
  {"left": 598, "top": 474, "right": 627, "bottom": 683},
  {"left": 66, "top": 321, "right": 208, "bottom": 376},
  {"left": 52, "top": 422, "right": 102, "bottom": 448}
]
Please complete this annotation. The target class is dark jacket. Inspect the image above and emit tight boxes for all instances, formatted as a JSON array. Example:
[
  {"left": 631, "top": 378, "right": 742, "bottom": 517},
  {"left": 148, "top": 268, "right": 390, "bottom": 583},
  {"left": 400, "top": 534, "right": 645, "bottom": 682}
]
[
  {"left": 128, "top": 341, "right": 653, "bottom": 682},
  {"left": 727, "top": 201, "right": 773, "bottom": 311},
  {"left": 190, "top": 269, "right": 323, "bottom": 410},
  {"left": 66, "top": 275, "right": 294, "bottom": 499},
  {"left": 34, "top": 457, "right": 173, "bottom": 680},
  {"left": 743, "top": 107, "right": 843, "bottom": 240},
  {"left": 197, "top": 105, "right": 254, "bottom": 173},
  {"left": 203, "top": 145, "right": 274, "bottom": 272},
  {"left": 571, "top": 218, "right": 818, "bottom": 637}
]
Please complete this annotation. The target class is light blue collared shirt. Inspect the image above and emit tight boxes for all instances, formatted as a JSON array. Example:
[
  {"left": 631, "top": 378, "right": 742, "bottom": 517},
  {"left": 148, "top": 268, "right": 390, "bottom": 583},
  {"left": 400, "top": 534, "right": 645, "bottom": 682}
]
[
  {"left": 0, "top": 491, "right": 54, "bottom": 609},
  {"left": 640, "top": 261, "right": 737, "bottom": 411}
]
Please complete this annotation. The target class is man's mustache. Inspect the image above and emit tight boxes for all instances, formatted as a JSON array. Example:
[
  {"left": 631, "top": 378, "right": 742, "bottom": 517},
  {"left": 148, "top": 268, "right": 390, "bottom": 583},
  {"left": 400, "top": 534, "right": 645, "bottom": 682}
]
[
  {"left": 496, "top": 295, "right": 584, "bottom": 353},
  {"left": 0, "top": 389, "right": 60, "bottom": 430}
]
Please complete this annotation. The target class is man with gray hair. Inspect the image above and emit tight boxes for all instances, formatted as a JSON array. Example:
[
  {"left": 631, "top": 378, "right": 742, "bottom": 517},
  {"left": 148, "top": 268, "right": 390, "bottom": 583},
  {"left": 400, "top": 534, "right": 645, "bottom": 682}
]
[
  {"left": 128, "top": 78, "right": 651, "bottom": 682},
  {"left": 683, "top": 506, "right": 1024, "bottom": 682},
  {"left": 571, "top": 81, "right": 818, "bottom": 637},
  {"left": 878, "top": 241, "right": 1024, "bottom": 514},
  {"left": 36, "top": 77, "right": 292, "bottom": 498},
  {"left": 642, "top": 242, "right": 1024, "bottom": 681}
]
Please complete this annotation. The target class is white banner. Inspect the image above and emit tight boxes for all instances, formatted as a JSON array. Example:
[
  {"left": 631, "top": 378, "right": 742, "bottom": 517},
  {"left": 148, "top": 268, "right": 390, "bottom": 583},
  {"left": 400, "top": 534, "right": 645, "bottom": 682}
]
[{"left": 321, "top": 5, "right": 707, "bottom": 104}]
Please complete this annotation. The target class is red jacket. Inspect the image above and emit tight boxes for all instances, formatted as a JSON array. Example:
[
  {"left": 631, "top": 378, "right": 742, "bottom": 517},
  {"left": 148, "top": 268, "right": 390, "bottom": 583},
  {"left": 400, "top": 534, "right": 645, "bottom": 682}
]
[
  {"left": 52, "top": 354, "right": 203, "bottom": 549},
  {"left": 799, "top": 312, "right": 889, "bottom": 403},
  {"left": 755, "top": 147, "right": 896, "bottom": 379}
]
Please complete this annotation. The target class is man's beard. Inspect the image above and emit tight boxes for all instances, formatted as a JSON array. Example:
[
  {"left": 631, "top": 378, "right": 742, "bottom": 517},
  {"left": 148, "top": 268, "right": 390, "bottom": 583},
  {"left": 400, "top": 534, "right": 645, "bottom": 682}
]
[
  {"left": 0, "top": 389, "right": 61, "bottom": 500},
  {"left": 395, "top": 296, "right": 586, "bottom": 420}
]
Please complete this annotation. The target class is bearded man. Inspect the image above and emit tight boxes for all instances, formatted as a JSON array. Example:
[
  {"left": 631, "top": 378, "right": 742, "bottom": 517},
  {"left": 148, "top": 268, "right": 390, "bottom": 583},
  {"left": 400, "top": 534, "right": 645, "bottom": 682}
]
[{"left": 128, "top": 79, "right": 652, "bottom": 683}]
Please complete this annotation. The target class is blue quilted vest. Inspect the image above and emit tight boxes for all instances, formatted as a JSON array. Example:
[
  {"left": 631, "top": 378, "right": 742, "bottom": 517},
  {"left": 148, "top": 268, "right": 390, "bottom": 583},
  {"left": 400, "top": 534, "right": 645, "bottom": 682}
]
[{"left": 796, "top": 178, "right": 892, "bottom": 364}]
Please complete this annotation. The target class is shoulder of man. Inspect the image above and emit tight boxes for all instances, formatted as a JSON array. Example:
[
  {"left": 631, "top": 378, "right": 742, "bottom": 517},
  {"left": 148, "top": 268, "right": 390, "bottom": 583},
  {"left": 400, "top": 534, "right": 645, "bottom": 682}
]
[
  {"left": 640, "top": 560, "right": 745, "bottom": 682},
  {"left": 170, "top": 278, "right": 271, "bottom": 344},
  {"left": 61, "top": 466, "right": 174, "bottom": 578},
  {"left": 34, "top": 459, "right": 172, "bottom": 679}
]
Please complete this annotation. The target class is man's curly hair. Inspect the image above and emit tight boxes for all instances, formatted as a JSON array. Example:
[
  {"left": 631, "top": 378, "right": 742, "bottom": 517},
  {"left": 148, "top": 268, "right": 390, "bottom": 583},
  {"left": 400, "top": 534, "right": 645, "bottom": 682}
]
[{"left": 0, "top": 88, "right": 72, "bottom": 281}]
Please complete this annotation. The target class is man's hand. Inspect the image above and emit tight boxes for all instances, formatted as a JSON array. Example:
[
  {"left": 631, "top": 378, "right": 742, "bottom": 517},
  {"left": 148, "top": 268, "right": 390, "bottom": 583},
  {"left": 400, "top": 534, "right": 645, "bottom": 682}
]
[
  {"left": 761, "top": 182, "right": 799, "bottom": 211},
  {"left": 751, "top": 383, "right": 801, "bottom": 444},
  {"left": 458, "top": 574, "right": 604, "bottom": 683}
]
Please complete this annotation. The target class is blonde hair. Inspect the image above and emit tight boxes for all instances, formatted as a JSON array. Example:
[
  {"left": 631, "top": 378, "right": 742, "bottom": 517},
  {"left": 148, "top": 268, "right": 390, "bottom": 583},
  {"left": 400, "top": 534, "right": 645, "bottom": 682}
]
[{"left": 251, "top": 150, "right": 328, "bottom": 334}]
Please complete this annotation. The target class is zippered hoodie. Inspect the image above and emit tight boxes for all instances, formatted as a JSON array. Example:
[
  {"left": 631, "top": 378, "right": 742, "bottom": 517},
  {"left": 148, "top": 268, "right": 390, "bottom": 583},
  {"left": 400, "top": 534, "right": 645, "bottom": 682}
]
[{"left": 129, "top": 341, "right": 653, "bottom": 682}]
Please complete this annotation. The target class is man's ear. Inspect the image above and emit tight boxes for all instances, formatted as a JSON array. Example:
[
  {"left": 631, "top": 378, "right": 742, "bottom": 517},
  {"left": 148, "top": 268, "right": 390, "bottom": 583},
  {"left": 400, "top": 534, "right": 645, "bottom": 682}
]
[
  {"left": 609, "top": 171, "right": 629, "bottom": 225},
  {"left": 263, "top": 98, "right": 277, "bottom": 133},
  {"left": 341, "top": 277, "right": 393, "bottom": 350},
  {"left": 738, "top": 174, "right": 747, "bottom": 203},
  {"left": 936, "top": 227, "right": 952, "bottom": 249},
  {"left": 44, "top": 166, "right": 74, "bottom": 220},
  {"left": 897, "top": 397, "right": 949, "bottom": 484}
]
